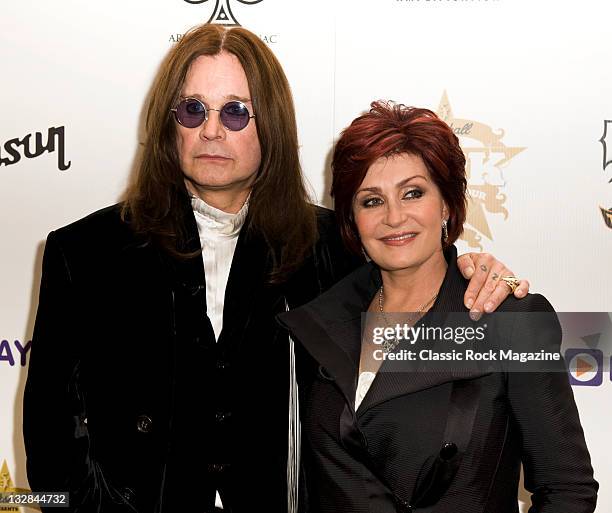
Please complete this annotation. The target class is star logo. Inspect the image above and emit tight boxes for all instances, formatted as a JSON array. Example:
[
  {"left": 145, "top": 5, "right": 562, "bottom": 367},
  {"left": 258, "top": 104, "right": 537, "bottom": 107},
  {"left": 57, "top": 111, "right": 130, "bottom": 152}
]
[
  {"left": 184, "top": 0, "right": 264, "bottom": 26},
  {"left": 0, "top": 459, "right": 33, "bottom": 512},
  {"left": 437, "top": 92, "right": 525, "bottom": 250}
]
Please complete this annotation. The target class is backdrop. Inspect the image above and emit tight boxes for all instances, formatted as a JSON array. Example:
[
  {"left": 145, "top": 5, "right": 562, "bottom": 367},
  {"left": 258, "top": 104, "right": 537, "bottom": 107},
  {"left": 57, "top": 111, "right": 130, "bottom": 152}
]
[{"left": 1, "top": 0, "right": 611, "bottom": 511}]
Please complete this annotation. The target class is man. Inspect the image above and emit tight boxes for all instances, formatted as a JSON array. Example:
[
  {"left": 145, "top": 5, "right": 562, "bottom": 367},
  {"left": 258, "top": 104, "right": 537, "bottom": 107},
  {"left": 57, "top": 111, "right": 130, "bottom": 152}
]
[{"left": 23, "top": 23, "right": 528, "bottom": 513}]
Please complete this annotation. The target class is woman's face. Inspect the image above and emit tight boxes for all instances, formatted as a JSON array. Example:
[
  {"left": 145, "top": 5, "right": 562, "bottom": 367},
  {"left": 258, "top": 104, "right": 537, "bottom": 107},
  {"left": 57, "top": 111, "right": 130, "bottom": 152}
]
[{"left": 352, "top": 153, "right": 448, "bottom": 273}]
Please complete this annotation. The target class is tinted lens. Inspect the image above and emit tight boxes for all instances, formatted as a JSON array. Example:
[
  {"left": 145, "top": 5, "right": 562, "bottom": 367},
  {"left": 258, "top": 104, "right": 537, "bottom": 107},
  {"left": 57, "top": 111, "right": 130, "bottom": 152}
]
[
  {"left": 220, "top": 101, "right": 251, "bottom": 131},
  {"left": 176, "top": 98, "right": 206, "bottom": 128}
]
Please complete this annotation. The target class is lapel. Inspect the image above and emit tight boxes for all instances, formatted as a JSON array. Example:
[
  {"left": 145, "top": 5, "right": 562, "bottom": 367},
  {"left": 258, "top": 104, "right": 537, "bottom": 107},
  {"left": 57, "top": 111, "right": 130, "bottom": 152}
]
[
  {"left": 116, "top": 196, "right": 205, "bottom": 296},
  {"left": 217, "top": 218, "right": 272, "bottom": 348},
  {"left": 278, "top": 262, "right": 380, "bottom": 407},
  {"left": 279, "top": 246, "right": 489, "bottom": 415},
  {"left": 356, "top": 246, "right": 488, "bottom": 415},
  {"left": 153, "top": 193, "right": 215, "bottom": 346},
  {"left": 137, "top": 193, "right": 273, "bottom": 350}
]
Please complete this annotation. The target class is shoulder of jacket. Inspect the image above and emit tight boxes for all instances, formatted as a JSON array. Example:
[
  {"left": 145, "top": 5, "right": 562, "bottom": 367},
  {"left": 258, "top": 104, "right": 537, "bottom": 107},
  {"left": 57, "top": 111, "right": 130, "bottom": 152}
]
[
  {"left": 54, "top": 203, "right": 123, "bottom": 234},
  {"left": 50, "top": 203, "right": 134, "bottom": 253},
  {"left": 313, "top": 205, "right": 338, "bottom": 232},
  {"left": 497, "top": 292, "right": 556, "bottom": 314}
]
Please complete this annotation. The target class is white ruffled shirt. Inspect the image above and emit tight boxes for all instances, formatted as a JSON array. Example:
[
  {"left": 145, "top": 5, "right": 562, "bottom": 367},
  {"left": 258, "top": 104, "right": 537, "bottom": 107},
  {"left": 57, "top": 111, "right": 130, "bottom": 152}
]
[{"left": 191, "top": 194, "right": 249, "bottom": 341}]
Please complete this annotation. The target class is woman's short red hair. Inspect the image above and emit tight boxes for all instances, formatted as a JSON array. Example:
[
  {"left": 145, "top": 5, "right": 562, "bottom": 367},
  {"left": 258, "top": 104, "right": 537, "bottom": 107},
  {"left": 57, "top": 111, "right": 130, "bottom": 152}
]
[{"left": 331, "top": 101, "right": 467, "bottom": 255}]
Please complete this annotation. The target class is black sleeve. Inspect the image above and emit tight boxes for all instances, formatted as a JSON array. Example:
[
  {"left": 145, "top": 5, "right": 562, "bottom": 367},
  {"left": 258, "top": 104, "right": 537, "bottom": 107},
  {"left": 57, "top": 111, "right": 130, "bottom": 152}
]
[
  {"left": 23, "top": 232, "right": 104, "bottom": 512},
  {"left": 505, "top": 295, "right": 598, "bottom": 513}
]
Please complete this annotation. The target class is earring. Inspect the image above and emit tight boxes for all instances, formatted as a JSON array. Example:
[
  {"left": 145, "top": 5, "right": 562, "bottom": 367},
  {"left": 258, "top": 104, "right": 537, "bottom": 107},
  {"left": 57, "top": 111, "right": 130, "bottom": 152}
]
[{"left": 441, "top": 219, "right": 448, "bottom": 243}]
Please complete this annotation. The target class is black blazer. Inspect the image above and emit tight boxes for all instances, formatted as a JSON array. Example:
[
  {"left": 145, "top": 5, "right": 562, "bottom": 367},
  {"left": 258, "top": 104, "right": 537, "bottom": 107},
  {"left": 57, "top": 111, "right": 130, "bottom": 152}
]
[
  {"left": 279, "top": 246, "right": 597, "bottom": 513},
  {"left": 23, "top": 197, "right": 361, "bottom": 513}
]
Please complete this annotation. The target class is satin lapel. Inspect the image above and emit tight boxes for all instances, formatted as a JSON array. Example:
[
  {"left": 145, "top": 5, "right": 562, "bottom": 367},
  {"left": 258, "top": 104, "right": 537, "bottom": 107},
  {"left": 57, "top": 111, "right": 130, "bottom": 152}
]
[
  {"left": 218, "top": 221, "right": 272, "bottom": 348},
  {"left": 286, "top": 309, "right": 362, "bottom": 407},
  {"left": 356, "top": 246, "right": 489, "bottom": 416},
  {"left": 154, "top": 196, "right": 215, "bottom": 346},
  {"left": 159, "top": 197, "right": 207, "bottom": 292},
  {"left": 278, "top": 262, "right": 380, "bottom": 409}
]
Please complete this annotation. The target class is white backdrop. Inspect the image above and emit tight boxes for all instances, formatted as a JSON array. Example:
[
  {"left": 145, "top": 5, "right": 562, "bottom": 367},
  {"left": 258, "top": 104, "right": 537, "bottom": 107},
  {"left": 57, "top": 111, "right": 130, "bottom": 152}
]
[{"left": 1, "top": 0, "right": 611, "bottom": 511}]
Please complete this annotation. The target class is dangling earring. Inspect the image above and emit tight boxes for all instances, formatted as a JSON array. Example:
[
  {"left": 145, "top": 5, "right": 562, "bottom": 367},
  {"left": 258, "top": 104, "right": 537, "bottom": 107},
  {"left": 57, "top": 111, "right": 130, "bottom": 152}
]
[
  {"left": 361, "top": 246, "right": 371, "bottom": 262},
  {"left": 441, "top": 219, "right": 448, "bottom": 243}
]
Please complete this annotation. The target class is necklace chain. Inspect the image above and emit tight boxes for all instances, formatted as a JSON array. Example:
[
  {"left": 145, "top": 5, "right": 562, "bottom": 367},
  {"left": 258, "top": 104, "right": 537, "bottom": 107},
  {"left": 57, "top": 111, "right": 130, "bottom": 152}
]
[{"left": 377, "top": 286, "right": 438, "bottom": 353}]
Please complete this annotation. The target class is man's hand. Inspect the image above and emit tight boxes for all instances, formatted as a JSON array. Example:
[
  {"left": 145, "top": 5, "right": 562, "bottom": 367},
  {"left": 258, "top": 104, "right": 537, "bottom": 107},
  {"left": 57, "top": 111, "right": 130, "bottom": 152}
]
[{"left": 457, "top": 252, "right": 529, "bottom": 318}]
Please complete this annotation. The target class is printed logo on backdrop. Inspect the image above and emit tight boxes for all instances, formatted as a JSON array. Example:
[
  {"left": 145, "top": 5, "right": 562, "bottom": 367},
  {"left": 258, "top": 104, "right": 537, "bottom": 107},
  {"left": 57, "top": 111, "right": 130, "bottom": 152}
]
[
  {"left": 0, "top": 339, "right": 31, "bottom": 367},
  {"left": 172, "top": 0, "right": 277, "bottom": 45},
  {"left": 184, "top": 0, "right": 263, "bottom": 26},
  {"left": 558, "top": 312, "right": 612, "bottom": 388},
  {"left": 598, "top": 120, "right": 612, "bottom": 229},
  {"left": 565, "top": 349, "right": 604, "bottom": 387},
  {"left": 436, "top": 91, "right": 525, "bottom": 250},
  {"left": 0, "top": 126, "right": 71, "bottom": 171},
  {"left": 0, "top": 460, "right": 32, "bottom": 512}
]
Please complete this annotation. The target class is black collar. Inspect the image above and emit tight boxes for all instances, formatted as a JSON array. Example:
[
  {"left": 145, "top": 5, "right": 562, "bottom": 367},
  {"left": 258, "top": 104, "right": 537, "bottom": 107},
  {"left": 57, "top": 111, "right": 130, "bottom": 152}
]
[{"left": 278, "top": 246, "right": 488, "bottom": 414}]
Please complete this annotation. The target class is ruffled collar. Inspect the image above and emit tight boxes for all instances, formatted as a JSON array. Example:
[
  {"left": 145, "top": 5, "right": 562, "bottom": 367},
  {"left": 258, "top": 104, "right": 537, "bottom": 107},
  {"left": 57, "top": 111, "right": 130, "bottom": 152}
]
[{"left": 190, "top": 194, "right": 249, "bottom": 237}]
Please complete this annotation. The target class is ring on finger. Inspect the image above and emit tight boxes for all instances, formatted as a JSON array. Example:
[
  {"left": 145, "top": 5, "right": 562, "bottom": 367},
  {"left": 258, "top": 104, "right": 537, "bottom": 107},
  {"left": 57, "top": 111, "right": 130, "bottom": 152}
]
[{"left": 500, "top": 276, "right": 520, "bottom": 294}]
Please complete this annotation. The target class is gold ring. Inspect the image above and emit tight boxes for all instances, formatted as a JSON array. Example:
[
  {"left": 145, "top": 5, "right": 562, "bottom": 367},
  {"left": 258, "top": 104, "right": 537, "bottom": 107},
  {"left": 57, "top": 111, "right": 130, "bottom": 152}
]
[{"left": 500, "top": 276, "right": 520, "bottom": 293}]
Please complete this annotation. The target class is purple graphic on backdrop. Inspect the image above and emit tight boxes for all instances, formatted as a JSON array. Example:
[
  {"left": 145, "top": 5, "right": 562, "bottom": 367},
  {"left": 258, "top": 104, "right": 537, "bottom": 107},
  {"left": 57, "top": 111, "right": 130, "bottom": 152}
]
[
  {"left": 0, "top": 340, "right": 32, "bottom": 367},
  {"left": 183, "top": 0, "right": 263, "bottom": 26},
  {"left": 565, "top": 349, "right": 604, "bottom": 387}
]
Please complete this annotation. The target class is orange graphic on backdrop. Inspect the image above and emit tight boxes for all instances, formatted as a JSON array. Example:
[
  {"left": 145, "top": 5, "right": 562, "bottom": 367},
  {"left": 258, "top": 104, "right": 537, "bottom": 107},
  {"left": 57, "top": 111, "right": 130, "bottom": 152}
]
[
  {"left": 0, "top": 460, "right": 19, "bottom": 512},
  {"left": 0, "top": 460, "right": 38, "bottom": 512},
  {"left": 437, "top": 92, "right": 525, "bottom": 250},
  {"left": 575, "top": 357, "right": 594, "bottom": 377}
]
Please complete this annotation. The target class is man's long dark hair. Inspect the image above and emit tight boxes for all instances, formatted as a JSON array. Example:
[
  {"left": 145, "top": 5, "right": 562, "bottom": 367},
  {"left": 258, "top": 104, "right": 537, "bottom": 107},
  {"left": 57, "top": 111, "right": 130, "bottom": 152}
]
[{"left": 122, "top": 24, "right": 316, "bottom": 282}]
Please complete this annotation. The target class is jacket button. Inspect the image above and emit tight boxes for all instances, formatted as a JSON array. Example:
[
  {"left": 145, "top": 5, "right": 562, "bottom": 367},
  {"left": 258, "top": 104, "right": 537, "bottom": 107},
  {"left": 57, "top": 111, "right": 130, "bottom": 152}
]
[
  {"left": 121, "top": 487, "right": 136, "bottom": 503},
  {"left": 187, "top": 283, "right": 205, "bottom": 296},
  {"left": 440, "top": 442, "right": 458, "bottom": 460},
  {"left": 216, "top": 411, "right": 231, "bottom": 423},
  {"left": 318, "top": 365, "right": 335, "bottom": 381},
  {"left": 136, "top": 415, "right": 153, "bottom": 433},
  {"left": 207, "top": 463, "right": 229, "bottom": 473}
]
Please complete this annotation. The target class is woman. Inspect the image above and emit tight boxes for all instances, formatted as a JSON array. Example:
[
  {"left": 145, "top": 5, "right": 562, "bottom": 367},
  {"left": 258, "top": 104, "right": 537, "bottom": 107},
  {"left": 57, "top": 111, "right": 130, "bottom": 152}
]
[{"left": 279, "top": 102, "right": 597, "bottom": 512}]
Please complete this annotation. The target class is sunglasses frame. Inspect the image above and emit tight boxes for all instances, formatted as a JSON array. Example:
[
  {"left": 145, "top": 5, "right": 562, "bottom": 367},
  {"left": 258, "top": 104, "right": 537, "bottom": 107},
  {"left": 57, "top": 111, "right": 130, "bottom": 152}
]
[{"left": 170, "top": 97, "right": 256, "bottom": 131}]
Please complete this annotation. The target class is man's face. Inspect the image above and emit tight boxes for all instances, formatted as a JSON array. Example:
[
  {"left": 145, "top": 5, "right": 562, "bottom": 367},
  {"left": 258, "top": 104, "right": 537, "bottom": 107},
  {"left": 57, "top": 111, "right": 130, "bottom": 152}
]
[{"left": 176, "top": 52, "right": 262, "bottom": 204}]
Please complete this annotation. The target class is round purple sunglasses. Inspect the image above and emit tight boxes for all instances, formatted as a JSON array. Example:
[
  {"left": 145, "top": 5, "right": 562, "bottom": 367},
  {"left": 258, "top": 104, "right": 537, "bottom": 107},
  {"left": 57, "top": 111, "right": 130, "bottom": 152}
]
[{"left": 171, "top": 97, "right": 255, "bottom": 131}]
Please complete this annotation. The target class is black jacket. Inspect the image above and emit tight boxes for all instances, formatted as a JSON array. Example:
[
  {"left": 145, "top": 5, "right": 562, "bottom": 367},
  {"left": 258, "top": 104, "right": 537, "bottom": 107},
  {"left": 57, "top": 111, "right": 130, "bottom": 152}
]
[
  {"left": 23, "top": 199, "right": 361, "bottom": 513},
  {"left": 279, "top": 246, "right": 598, "bottom": 513}
]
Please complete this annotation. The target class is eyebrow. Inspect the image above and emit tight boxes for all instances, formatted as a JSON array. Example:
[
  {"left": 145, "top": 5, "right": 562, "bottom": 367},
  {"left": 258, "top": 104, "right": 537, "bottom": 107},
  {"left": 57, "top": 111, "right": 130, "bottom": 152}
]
[
  {"left": 181, "top": 93, "right": 252, "bottom": 104},
  {"left": 355, "top": 174, "right": 428, "bottom": 195}
]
